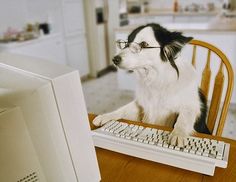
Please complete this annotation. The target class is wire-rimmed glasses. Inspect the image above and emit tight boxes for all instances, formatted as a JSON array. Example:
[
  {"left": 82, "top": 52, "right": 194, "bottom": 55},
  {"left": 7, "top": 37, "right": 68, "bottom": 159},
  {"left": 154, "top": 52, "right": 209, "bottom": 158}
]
[{"left": 116, "top": 39, "right": 161, "bottom": 53}]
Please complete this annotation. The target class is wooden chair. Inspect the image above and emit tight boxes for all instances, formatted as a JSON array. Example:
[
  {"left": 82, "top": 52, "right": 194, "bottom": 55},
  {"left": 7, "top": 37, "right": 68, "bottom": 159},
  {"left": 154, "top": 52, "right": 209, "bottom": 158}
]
[{"left": 189, "top": 40, "right": 234, "bottom": 136}]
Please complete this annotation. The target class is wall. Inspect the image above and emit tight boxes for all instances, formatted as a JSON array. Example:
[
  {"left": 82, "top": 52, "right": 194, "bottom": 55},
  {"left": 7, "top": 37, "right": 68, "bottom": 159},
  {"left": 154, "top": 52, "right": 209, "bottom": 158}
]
[
  {"left": 0, "top": 0, "right": 63, "bottom": 35},
  {"left": 0, "top": 0, "right": 28, "bottom": 33},
  {"left": 26, "top": 0, "right": 63, "bottom": 33}
]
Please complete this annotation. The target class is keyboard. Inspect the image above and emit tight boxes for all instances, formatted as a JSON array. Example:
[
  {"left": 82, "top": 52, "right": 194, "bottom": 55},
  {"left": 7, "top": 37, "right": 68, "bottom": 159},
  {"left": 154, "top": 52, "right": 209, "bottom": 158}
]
[{"left": 91, "top": 120, "right": 230, "bottom": 176}]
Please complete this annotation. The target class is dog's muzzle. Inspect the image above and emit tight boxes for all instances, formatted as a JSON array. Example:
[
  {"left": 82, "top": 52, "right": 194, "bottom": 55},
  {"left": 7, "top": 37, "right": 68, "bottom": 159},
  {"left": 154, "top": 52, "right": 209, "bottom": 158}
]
[{"left": 112, "top": 55, "right": 122, "bottom": 66}]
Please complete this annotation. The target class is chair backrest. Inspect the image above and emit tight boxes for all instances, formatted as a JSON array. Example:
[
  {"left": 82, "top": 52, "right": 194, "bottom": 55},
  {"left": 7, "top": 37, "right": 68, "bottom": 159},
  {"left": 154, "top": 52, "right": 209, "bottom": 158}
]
[{"left": 189, "top": 40, "right": 234, "bottom": 136}]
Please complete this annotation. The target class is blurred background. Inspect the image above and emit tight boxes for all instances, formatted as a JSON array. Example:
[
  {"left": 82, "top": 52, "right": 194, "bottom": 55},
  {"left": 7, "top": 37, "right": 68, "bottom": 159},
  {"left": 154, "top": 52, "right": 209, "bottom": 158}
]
[{"left": 0, "top": 0, "right": 235, "bottom": 139}]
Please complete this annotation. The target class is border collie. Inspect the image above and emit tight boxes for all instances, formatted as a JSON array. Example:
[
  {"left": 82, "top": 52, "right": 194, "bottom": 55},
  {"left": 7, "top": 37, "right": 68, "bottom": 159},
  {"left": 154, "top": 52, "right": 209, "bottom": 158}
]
[{"left": 93, "top": 23, "right": 210, "bottom": 147}]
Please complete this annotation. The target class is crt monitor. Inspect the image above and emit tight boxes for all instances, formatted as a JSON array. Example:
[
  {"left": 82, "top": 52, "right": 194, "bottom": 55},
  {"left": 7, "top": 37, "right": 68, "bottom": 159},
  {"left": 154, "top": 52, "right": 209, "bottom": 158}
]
[{"left": 0, "top": 53, "right": 100, "bottom": 182}]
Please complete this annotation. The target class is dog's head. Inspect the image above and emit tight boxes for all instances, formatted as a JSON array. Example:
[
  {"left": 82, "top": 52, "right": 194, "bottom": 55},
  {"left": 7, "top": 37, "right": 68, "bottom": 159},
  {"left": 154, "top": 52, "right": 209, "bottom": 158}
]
[{"left": 113, "top": 23, "right": 193, "bottom": 77}]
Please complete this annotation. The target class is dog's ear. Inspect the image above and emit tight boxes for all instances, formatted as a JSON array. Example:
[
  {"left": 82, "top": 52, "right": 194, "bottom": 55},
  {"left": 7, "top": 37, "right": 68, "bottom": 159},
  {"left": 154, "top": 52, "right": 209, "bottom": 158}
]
[
  {"left": 148, "top": 23, "right": 193, "bottom": 77},
  {"left": 161, "top": 32, "right": 193, "bottom": 77},
  {"left": 161, "top": 31, "right": 193, "bottom": 63}
]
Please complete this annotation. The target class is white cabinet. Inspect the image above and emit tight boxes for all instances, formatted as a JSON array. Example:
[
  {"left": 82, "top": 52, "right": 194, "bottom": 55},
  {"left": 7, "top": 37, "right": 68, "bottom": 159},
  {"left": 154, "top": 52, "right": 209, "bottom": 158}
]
[
  {"left": 61, "top": 0, "right": 90, "bottom": 77},
  {"left": 0, "top": 34, "right": 67, "bottom": 65},
  {"left": 129, "top": 16, "right": 146, "bottom": 25},
  {"left": 173, "top": 15, "right": 213, "bottom": 23},
  {"left": 146, "top": 15, "right": 173, "bottom": 24},
  {"left": 96, "top": 24, "right": 107, "bottom": 71},
  {"left": 128, "top": 14, "right": 216, "bottom": 25},
  {"left": 62, "top": 0, "right": 85, "bottom": 35},
  {"left": 66, "top": 35, "right": 89, "bottom": 77}
]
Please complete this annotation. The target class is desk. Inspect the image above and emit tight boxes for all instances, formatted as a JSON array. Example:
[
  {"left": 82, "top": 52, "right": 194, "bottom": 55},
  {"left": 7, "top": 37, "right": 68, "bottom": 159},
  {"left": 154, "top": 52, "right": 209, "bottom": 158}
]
[{"left": 88, "top": 114, "right": 236, "bottom": 182}]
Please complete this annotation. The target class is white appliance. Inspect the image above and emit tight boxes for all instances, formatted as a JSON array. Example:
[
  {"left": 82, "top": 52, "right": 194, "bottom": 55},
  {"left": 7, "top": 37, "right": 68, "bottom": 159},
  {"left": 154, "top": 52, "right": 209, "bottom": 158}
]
[
  {"left": 0, "top": 53, "right": 100, "bottom": 182},
  {"left": 84, "top": 0, "right": 120, "bottom": 77},
  {"left": 61, "top": 0, "right": 90, "bottom": 77}
]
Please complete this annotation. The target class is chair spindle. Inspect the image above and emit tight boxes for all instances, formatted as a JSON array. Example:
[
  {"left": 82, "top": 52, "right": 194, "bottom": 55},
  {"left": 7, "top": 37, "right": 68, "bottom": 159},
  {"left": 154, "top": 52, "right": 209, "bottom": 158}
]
[
  {"left": 207, "top": 62, "right": 225, "bottom": 133},
  {"left": 192, "top": 45, "right": 197, "bottom": 68},
  {"left": 200, "top": 49, "right": 211, "bottom": 99}
]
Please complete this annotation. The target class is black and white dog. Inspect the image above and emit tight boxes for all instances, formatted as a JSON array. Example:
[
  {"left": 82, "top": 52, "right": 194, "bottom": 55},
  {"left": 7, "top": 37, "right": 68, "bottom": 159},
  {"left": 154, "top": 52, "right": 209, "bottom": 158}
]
[{"left": 93, "top": 23, "right": 210, "bottom": 147}]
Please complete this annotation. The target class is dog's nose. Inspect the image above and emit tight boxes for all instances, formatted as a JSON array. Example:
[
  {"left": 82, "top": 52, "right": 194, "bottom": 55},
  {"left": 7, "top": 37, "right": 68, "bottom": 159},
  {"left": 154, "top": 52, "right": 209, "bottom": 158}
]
[{"left": 112, "top": 55, "right": 122, "bottom": 65}]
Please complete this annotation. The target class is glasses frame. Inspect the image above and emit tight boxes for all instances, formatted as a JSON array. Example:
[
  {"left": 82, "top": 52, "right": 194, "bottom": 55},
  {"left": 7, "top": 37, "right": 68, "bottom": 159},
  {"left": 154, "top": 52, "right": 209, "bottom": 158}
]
[{"left": 116, "top": 39, "right": 161, "bottom": 53}]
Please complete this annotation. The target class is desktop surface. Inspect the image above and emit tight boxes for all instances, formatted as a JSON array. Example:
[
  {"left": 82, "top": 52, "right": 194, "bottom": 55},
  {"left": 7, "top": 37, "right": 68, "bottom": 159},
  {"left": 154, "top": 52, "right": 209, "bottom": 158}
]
[{"left": 89, "top": 114, "right": 236, "bottom": 182}]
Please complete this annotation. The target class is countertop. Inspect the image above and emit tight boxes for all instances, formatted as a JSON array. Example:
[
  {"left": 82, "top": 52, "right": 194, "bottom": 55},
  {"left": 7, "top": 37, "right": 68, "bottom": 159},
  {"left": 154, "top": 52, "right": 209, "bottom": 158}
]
[
  {"left": 128, "top": 10, "right": 219, "bottom": 18},
  {"left": 115, "top": 16, "right": 236, "bottom": 33},
  {"left": 0, "top": 33, "right": 62, "bottom": 49}
]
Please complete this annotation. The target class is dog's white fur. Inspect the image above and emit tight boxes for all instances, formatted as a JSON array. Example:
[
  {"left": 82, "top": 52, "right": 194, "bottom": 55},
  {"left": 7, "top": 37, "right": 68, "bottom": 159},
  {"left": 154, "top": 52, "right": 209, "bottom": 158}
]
[{"left": 93, "top": 26, "right": 201, "bottom": 147}]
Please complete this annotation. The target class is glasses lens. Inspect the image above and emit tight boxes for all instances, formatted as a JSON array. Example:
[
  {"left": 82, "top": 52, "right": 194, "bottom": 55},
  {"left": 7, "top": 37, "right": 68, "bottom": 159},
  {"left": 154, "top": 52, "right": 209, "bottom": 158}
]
[
  {"left": 116, "top": 40, "right": 127, "bottom": 49},
  {"left": 129, "top": 42, "right": 141, "bottom": 53}
]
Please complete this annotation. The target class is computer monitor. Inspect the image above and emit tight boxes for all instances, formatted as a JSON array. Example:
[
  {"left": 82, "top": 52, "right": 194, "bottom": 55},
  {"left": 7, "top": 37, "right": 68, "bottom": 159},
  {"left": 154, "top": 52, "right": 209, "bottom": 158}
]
[{"left": 0, "top": 53, "right": 100, "bottom": 182}]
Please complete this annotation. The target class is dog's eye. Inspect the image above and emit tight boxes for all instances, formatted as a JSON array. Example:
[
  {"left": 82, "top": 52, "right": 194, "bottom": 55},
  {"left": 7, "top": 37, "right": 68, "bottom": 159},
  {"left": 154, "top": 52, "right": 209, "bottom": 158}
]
[{"left": 140, "top": 41, "right": 149, "bottom": 48}]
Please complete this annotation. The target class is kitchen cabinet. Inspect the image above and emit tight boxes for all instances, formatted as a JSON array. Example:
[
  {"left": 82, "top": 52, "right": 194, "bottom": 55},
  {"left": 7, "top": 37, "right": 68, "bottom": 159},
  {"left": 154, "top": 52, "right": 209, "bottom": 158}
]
[
  {"left": 62, "top": 0, "right": 85, "bottom": 36},
  {"left": 61, "top": 0, "right": 90, "bottom": 77},
  {"left": 65, "top": 34, "right": 89, "bottom": 77},
  {"left": 146, "top": 15, "right": 173, "bottom": 23},
  {"left": 173, "top": 15, "right": 214, "bottom": 23},
  {"left": 0, "top": 34, "right": 67, "bottom": 65},
  {"left": 128, "top": 12, "right": 216, "bottom": 25},
  {"left": 129, "top": 16, "right": 147, "bottom": 25}
]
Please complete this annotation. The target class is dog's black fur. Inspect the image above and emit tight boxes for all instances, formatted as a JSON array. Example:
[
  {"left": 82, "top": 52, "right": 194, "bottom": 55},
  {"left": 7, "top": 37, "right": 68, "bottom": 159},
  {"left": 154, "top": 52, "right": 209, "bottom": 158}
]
[
  {"left": 128, "top": 23, "right": 211, "bottom": 134},
  {"left": 194, "top": 89, "right": 211, "bottom": 134}
]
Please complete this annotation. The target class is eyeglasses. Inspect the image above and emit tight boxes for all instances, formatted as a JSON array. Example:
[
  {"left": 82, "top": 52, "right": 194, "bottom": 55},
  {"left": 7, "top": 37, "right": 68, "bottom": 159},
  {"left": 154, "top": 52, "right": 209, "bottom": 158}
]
[{"left": 116, "top": 39, "right": 161, "bottom": 53}]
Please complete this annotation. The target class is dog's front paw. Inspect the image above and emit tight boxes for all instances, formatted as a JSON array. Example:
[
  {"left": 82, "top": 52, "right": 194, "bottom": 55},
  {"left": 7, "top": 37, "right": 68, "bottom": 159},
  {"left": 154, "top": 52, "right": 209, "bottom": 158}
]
[
  {"left": 92, "top": 114, "right": 114, "bottom": 126},
  {"left": 168, "top": 129, "right": 188, "bottom": 148}
]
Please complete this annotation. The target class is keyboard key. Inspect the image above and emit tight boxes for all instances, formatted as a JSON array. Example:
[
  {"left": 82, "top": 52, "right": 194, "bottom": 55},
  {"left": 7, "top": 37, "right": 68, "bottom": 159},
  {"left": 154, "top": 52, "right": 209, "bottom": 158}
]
[
  {"left": 203, "top": 149, "right": 209, "bottom": 157},
  {"left": 157, "top": 130, "right": 163, "bottom": 135},
  {"left": 151, "top": 128, "right": 157, "bottom": 132},
  {"left": 144, "top": 140, "right": 149, "bottom": 144},
  {"left": 132, "top": 126, "right": 138, "bottom": 131},
  {"left": 216, "top": 153, "right": 223, "bottom": 160},
  {"left": 210, "top": 150, "right": 217, "bottom": 158},
  {"left": 190, "top": 149, "right": 195, "bottom": 154},
  {"left": 138, "top": 139, "right": 144, "bottom": 143},
  {"left": 129, "top": 124, "right": 134, "bottom": 128},
  {"left": 163, "top": 142, "right": 169, "bottom": 148},
  {"left": 183, "top": 148, "right": 189, "bottom": 153},
  {"left": 125, "top": 136, "right": 131, "bottom": 140},
  {"left": 196, "top": 151, "right": 202, "bottom": 155},
  {"left": 163, "top": 131, "right": 170, "bottom": 135},
  {"left": 149, "top": 141, "right": 155, "bottom": 145},
  {"left": 174, "top": 146, "right": 180, "bottom": 151},
  {"left": 139, "top": 126, "right": 144, "bottom": 130}
]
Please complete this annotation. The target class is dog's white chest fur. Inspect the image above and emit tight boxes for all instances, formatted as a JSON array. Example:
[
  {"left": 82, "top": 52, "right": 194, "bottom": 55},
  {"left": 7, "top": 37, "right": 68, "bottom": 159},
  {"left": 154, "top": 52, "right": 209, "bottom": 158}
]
[
  {"left": 137, "top": 85, "right": 176, "bottom": 126},
  {"left": 135, "top": 60, "right": 200, "bottom": 127}
]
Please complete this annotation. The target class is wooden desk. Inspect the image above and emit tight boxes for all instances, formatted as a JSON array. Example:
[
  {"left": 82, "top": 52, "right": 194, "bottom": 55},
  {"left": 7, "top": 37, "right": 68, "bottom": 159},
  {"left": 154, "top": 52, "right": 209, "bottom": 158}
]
[{"left": 88, "top": 114, "right": 236, "bottom": 182}]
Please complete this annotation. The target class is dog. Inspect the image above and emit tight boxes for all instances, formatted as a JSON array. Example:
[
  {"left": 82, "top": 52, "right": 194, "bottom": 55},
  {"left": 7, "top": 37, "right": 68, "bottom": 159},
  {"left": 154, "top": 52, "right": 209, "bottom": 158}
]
[{"left": 93, "top": 23, "right": 210, "bottom": 147}]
